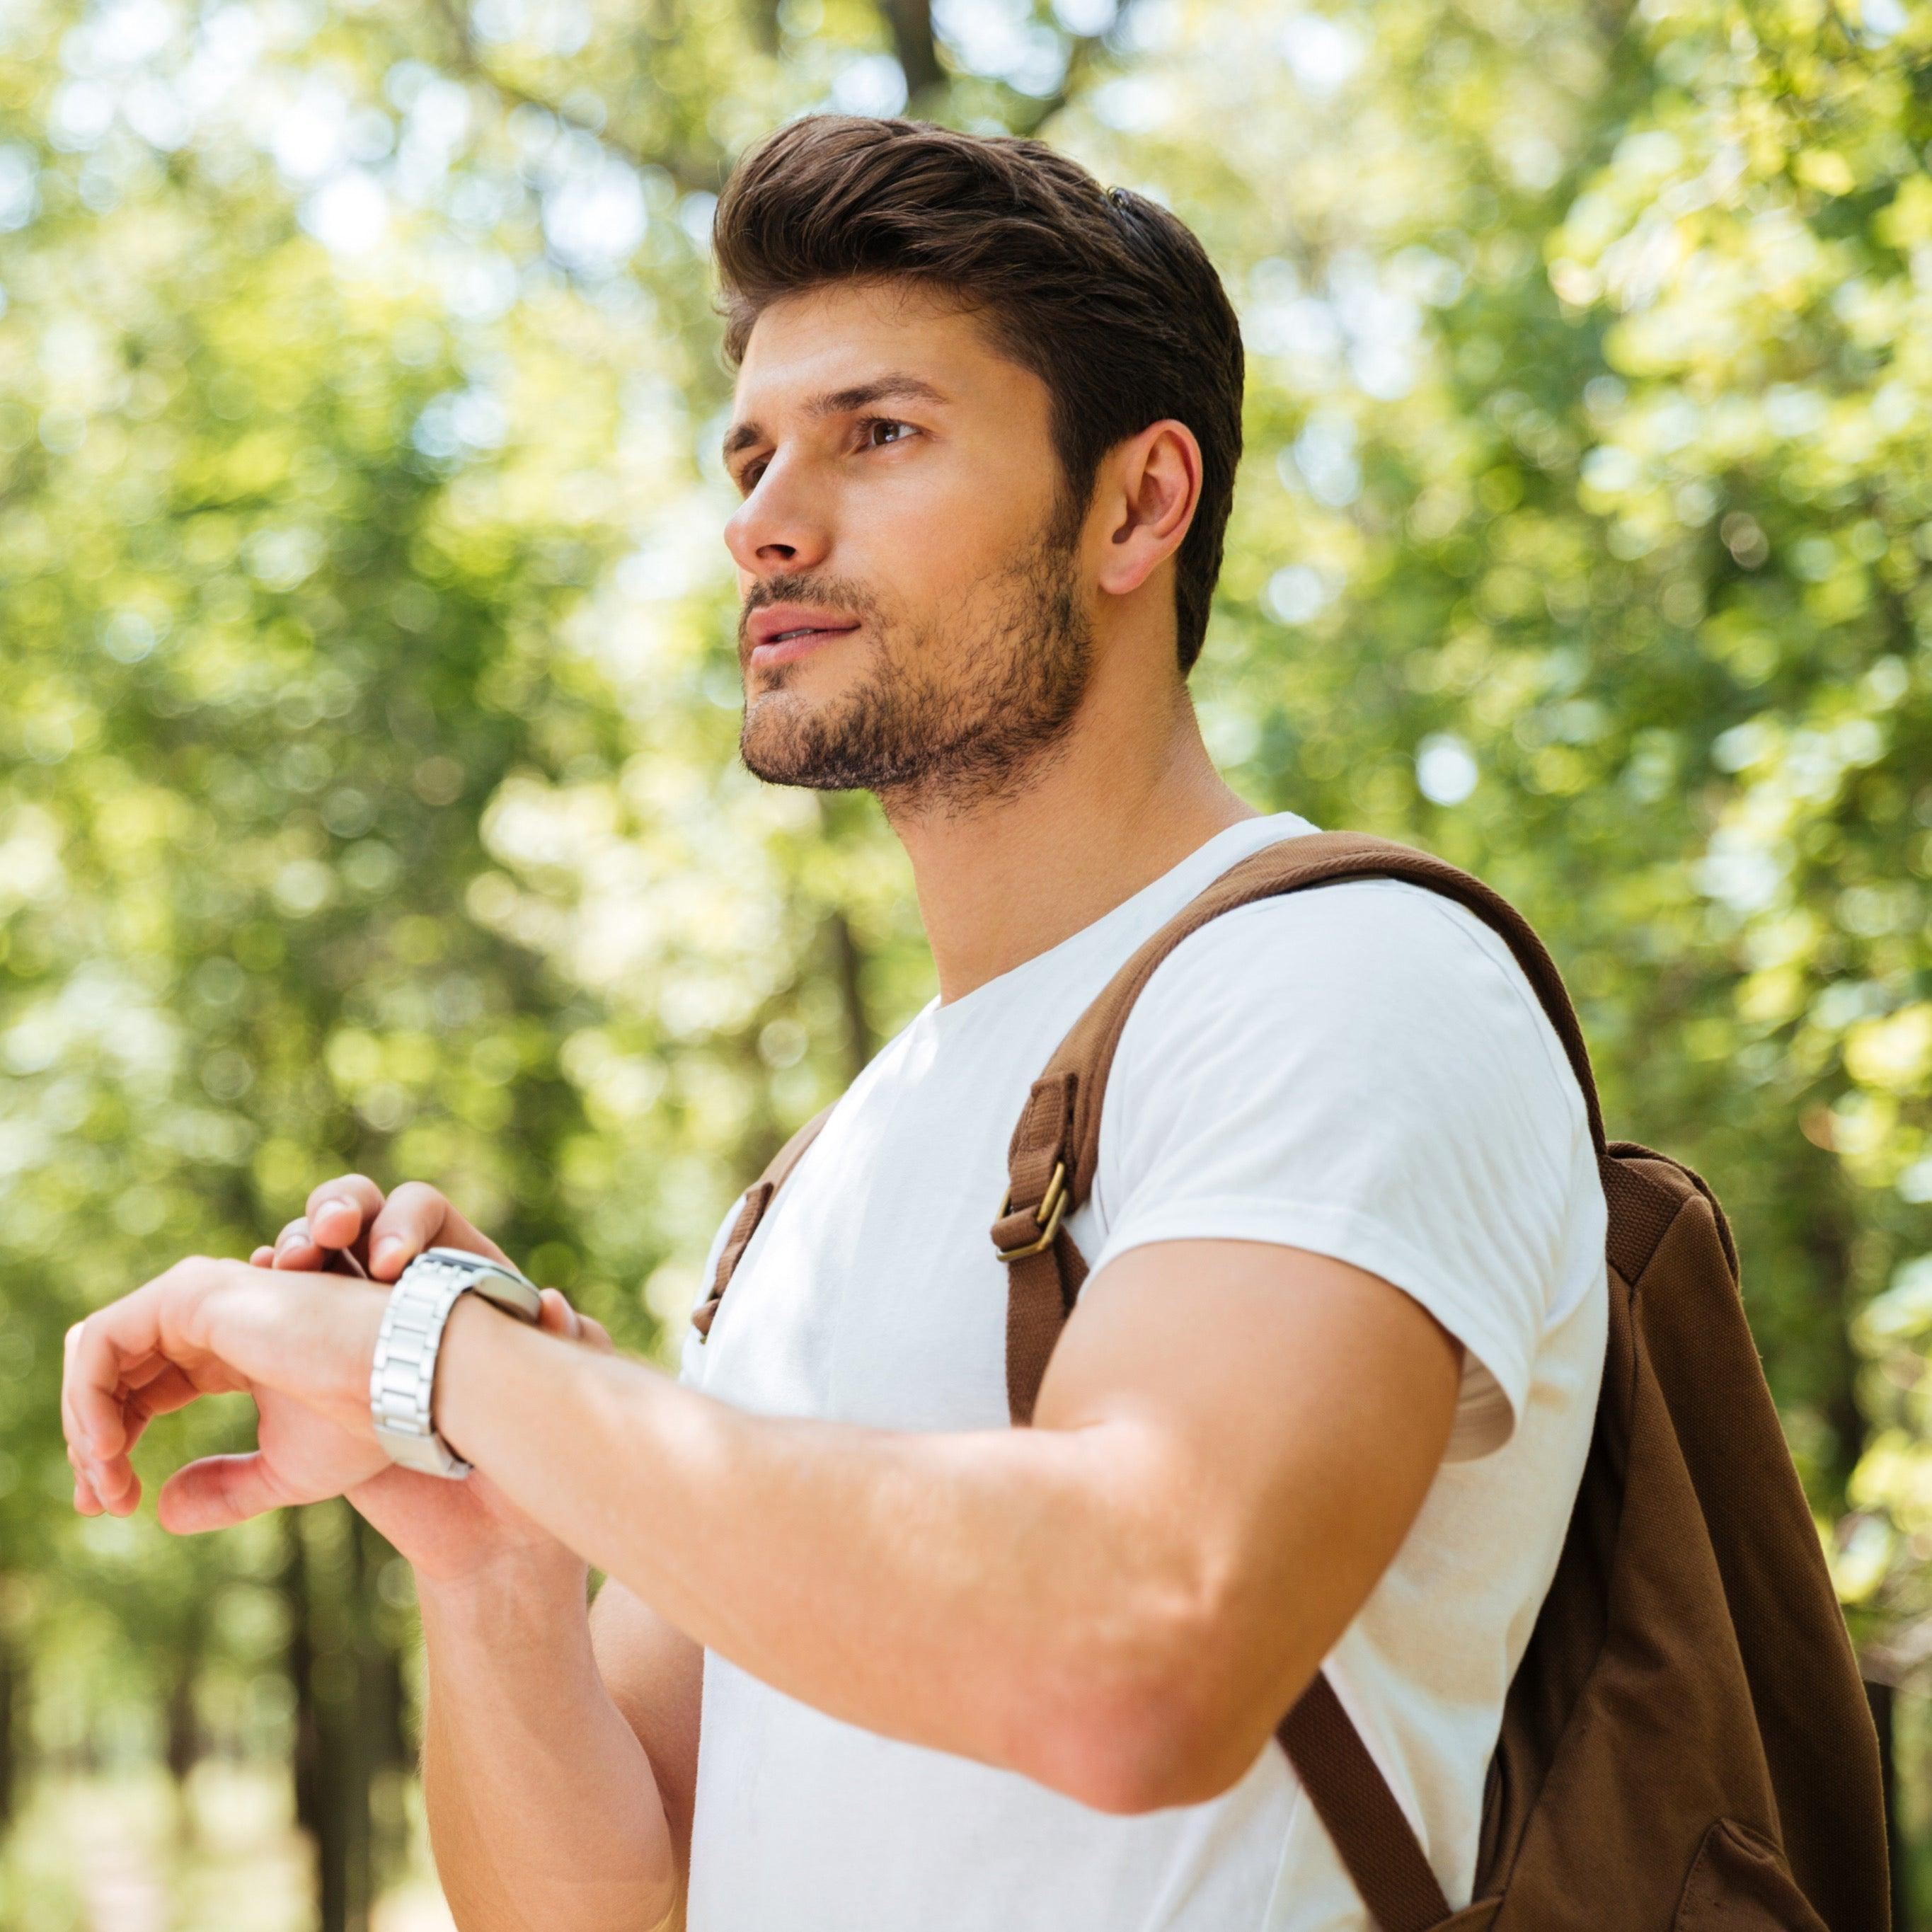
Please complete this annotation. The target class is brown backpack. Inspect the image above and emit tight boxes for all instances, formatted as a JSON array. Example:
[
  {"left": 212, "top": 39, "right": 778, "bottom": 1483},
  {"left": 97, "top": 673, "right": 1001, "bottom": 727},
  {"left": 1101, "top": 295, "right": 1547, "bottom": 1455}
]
[{"left": 692, "top": 831, "right": 1891, "bottom": 1931}]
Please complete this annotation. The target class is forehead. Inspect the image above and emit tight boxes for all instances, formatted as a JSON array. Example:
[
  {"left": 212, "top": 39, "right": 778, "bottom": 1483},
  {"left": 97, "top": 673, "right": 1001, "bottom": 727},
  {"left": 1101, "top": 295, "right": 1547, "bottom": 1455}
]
[{"left": 730, "top": 280, "right": 1042, "bottom": 418}]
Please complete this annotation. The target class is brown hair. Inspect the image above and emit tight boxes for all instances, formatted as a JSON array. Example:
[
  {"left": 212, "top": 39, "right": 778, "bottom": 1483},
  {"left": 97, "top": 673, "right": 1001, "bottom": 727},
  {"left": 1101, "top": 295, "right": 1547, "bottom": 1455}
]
[{"left": 713, "top": 115, "right": 1244, "bottom": 677}]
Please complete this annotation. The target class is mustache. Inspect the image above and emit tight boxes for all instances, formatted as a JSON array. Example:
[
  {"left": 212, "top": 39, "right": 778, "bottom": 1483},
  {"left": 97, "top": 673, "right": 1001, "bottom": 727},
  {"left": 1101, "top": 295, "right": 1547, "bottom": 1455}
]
[{"left": 737, "top": 573, "right": 884, "bottom": 648}]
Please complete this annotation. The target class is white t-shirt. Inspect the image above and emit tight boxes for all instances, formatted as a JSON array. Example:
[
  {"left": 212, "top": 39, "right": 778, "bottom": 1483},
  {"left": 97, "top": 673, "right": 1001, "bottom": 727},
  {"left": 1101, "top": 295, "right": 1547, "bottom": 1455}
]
[{"left": 677, "top": 811, "right": 1608, "bottom": 1931}]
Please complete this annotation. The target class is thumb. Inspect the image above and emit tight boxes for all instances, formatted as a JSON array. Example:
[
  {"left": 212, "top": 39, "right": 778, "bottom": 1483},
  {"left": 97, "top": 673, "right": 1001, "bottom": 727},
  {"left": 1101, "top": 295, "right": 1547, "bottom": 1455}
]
[
  {"left": 157, "top": 1453, "right": 289, "bottom": 1534},
  {"left": 536, "top": 1289, "right": 614, "bottom": 1355}
]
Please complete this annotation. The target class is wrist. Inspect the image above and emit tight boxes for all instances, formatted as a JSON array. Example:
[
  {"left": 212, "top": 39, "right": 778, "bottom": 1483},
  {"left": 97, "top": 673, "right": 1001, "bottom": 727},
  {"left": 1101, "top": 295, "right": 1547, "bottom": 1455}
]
[
  {"left": 203, "top": 1260, "right": 386, "bottom": 1437},
  {"left": 431, "top": 1288, "right": 519, "bottom": 1467},
  {"left": 371, "top": 1252, "right": 540, "bottom": 1478}
]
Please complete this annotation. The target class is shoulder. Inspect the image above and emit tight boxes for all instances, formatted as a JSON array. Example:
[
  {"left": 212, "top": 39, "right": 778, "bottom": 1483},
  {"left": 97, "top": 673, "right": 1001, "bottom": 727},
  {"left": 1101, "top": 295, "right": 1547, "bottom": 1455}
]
[
  {"left": 1087, "top": 869, "right": 1602, "bottom": 1447},
  {"left": 1115, "top": 873, "right": 1585, "bottom": 1135},
  {"left": 1158, "top": 872, "right": 1528, "bottom": 989}
]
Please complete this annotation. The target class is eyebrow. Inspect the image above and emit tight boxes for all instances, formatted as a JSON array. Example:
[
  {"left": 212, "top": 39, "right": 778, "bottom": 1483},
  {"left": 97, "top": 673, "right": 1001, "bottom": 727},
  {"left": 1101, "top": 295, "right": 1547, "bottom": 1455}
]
[{"left": 722, "top": 374, "right": 951, "bottom": 467}]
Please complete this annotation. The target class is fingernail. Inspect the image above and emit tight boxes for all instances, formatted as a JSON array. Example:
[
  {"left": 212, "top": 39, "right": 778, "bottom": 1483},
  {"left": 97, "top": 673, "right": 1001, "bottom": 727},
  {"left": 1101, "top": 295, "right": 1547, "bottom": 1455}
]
[{"left": 373, "top": 1238, "right": 404, "bottom": 1271}]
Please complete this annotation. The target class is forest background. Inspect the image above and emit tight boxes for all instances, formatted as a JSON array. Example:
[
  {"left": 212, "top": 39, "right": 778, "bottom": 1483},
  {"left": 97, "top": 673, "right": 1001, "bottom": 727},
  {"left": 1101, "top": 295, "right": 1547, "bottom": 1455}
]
[{"left": 2, "top": 0, "right": 1931, "bottom": 1924}]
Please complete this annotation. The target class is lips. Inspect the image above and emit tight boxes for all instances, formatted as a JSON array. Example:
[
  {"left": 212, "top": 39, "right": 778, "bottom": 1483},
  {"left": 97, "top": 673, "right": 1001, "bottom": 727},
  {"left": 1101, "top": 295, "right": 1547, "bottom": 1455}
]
[{"left": 745, "top": 602, "right": 861, "bottom": 669}]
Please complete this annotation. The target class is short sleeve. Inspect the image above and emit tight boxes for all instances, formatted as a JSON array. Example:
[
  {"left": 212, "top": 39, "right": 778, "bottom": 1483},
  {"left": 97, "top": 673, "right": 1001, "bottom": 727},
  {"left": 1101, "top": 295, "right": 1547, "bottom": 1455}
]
[{"left": 1086, "top": 878, "right": 1591, "bottom": 1461}]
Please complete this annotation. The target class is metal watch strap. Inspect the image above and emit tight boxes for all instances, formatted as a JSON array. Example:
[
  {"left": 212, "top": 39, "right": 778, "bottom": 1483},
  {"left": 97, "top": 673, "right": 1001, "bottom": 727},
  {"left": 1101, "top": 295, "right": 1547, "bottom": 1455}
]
[{"left": 369, "top": 1250, "right": 542, "bottom": 1479}]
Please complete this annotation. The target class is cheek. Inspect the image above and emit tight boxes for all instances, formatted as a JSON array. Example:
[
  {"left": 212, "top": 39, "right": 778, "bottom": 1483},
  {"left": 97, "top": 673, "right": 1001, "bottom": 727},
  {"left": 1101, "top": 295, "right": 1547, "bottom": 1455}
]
[{"left": 847, "top": 465, "right": 1030, "bottom": 606}]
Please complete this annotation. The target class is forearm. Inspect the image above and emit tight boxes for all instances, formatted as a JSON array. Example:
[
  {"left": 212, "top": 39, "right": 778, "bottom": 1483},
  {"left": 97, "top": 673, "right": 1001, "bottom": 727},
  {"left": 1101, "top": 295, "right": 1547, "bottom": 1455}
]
[
  {"left": 74, "top": 1242, "right": 1456, "bottom": 1822},
  {"left": 434, "top": 1304, "right": 1205, "bottom": 1795},
  {"left": 418, "top": 1552, "right": 679, "bottom": 1932}
]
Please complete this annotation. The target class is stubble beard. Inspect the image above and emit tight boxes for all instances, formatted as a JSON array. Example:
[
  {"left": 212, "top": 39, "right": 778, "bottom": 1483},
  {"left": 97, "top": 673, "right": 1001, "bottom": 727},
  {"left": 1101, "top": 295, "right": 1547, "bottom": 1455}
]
[{"left": 737, "top": 517, "right": 1094, "bottom": 821}]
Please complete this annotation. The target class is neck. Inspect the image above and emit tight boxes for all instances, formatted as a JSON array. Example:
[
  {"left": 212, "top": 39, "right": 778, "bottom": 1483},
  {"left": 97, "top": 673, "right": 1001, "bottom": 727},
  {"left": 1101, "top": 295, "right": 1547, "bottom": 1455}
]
[{"left": 885, "top": 679, "right": 1258, "bottom": 1005}]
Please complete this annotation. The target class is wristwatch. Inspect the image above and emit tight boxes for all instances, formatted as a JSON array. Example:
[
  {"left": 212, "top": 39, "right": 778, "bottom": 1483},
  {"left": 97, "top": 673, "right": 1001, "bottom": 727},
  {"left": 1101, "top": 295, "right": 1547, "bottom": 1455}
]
[{"left": 369, "top": 1247, "right": 544, "bottom": 1478}]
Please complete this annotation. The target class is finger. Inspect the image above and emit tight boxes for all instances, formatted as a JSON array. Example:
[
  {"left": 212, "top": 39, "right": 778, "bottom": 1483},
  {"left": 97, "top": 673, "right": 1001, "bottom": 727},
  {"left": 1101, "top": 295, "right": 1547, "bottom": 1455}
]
[
  {"left": 537, "top": 1291, "right": 614, "bottom": 1353},
  {"left": 93, "top": 1370, "right": 180, "bottom": 1471},
  {"left": 60, "top": 1321, "right": 128, "bottom": 1490},
  {"left": 125, "top": 1363, "right": 202, "bottom": 1432},
  {"left": 538, "top": 1289, "right": 588, "bottom": 1342},
  {"left": 157, "top": 1454, "right": 289, "bottom": 1535},
  {"left": 84, "top": 1427, "right": 146, "bottom": 1506},
  {"left": 303, "top": 1174, "right": 382, "bottom": 1236},
  {"left": 275, "top": 1219, "right": 369, "bottom": 1278},
  {"left": 100, "top": 1350, "right": 190, "bottom": 1464},
  {"left": 67, "top": 1437, "right": 120, "bottom": 1512},
  {"left": 67, "top": 1443, "right": 103, "bottom": 1515},
  {"left": 249, "top": 1245, "right": 276, "bottom": 1268},
  {"left": 61, "top": 1321, "right": 88, "bottom": 1458},
  {"left": 68, "top": 1262, "right": 207, "bottom": 1468},
  {"left": 272, "top": 1217, "right": 323, "bottom": 1270},
  {"left": 67, "top": 1367, "right": 143, "bottom": 1514},
  {"left": 304, "top": 1174, "right": 384, "bottom": 1253},
  {"left": 366, "top": 1181, "right": 513, "bottom": 1282}
]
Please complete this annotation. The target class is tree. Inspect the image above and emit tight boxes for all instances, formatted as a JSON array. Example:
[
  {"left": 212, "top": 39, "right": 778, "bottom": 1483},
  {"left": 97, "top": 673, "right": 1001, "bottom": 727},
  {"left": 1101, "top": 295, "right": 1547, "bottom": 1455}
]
[{"left": 4, "top": 0, "right": 1929, "bottom": 1915}]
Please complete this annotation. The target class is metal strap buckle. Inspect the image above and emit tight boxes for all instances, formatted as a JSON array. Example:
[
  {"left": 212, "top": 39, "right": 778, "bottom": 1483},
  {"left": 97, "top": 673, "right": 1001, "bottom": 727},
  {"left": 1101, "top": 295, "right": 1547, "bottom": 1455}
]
[{"left": 994, "top": 1161, "right": 1068, "bottom": 1262}]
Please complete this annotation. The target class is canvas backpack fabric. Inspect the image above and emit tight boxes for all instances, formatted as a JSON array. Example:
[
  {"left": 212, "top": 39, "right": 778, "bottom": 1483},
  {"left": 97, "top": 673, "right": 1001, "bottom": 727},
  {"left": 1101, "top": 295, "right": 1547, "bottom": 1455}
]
[{"left": 692, "top": 830, "right": 1891, "bottom": 1931}]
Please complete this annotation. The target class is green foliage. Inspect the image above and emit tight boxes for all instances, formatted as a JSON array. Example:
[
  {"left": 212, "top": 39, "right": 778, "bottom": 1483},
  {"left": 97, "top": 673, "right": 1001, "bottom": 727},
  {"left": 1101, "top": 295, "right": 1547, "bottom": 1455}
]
[{"left": 1, "top": 0, "right": 1931, "bottom": 1909}]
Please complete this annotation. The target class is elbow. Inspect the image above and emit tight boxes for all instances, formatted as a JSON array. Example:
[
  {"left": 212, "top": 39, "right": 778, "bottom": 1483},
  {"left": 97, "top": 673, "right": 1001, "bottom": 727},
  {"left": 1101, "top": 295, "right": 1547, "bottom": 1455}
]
[
  {"left": 1033, "top": 1681, "right": 1263, "bottom": 1817},
  {"left": 1008, "top": 1626, "right": 1289, "bottom": 1817}
]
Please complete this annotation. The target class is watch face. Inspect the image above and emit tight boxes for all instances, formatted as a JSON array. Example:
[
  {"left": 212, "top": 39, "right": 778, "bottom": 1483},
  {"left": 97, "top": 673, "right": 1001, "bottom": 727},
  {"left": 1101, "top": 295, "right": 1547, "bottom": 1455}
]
[
  {"left": 422, "top": 1246, "right": 535, "bottom": 1289},
  {"left": 416, "top": 1247, "right": 544, "bottom": 1323}
]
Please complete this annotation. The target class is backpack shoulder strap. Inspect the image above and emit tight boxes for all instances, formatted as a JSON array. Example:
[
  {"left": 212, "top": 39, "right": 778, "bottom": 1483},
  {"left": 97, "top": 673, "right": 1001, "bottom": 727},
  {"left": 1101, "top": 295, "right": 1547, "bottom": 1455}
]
[
  {"left": 690, "top": 1101, "right": 836, "bottom": 1339},
  {"left": 1280, "top": 1677, "right": 1456, "bottom": 1932},
  {"left": 990, "top": 827, "right": 1605, "bottom": 1932},
  {"left": 991, "top": 826, "right": 1605, "bottom": 1419}
]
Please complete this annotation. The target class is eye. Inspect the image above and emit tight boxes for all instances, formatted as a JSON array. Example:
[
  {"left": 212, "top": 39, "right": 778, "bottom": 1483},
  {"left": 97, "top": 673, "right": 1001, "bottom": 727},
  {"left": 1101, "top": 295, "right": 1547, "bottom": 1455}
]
[
  {"left": 736, "top": 456, "right": 768, "bottom": 493},
  {"left": 858, "top": 416, "right": 917, "bottom": 451}
]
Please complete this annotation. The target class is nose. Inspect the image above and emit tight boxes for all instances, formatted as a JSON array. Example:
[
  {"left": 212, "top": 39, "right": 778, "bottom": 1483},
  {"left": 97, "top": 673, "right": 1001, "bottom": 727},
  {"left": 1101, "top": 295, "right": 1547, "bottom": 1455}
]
[{"left": 724, "top": 453, "right": 832, "bottom": 579}]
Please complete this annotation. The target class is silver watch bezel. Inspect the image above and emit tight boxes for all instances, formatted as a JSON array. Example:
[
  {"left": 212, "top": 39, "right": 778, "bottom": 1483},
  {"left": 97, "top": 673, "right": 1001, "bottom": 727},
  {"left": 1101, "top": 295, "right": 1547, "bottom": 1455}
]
[
  {"left": 415, "top": 1247, "right": 544, "bottom": 1323},
  {"left": 369, "top": 1249, "right": 544, "bottom": 1478}
]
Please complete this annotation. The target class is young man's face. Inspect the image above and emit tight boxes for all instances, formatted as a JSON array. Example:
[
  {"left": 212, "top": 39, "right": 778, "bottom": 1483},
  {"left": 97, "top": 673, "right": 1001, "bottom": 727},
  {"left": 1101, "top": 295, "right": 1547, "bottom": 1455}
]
[{"left": 722, "top": 279, "right": 1094, "bottom": 815}]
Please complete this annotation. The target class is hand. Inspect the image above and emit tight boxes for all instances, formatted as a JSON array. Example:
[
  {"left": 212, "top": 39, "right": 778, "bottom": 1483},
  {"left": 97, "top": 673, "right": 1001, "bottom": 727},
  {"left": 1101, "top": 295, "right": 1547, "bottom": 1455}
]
[
  {"left": 252, "top": 1175, "right": 613, "bottom": 1585},
  {"left": 63, "top": 1253, "right": 391, "bottom": 1528},
  {"left": 64, "top": 1179, "right": 611, "bottom": 1587},
  {"left": 252, "top": 1172, "right": 520, "bottom": 1285}
]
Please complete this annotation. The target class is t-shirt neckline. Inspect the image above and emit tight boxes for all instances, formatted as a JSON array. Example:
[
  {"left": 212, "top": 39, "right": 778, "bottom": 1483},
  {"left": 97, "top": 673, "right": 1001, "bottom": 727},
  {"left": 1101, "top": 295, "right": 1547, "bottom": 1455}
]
[{"left": 920, "top": 809, "right": 1316, "bottom": 1030}]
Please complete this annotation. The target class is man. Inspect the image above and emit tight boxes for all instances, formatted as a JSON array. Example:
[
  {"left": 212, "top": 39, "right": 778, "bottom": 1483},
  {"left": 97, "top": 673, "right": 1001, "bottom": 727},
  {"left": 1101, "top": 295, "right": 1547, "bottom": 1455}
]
[{"left": 62, "top": 116, "right": 1607, "bottom": 1931}]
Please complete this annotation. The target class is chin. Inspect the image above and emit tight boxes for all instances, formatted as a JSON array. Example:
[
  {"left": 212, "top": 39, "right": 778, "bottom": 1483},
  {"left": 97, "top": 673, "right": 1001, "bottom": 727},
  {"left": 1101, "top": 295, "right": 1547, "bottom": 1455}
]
[{"left": 740, "top": 692, "right": 833, "bottom": 788}]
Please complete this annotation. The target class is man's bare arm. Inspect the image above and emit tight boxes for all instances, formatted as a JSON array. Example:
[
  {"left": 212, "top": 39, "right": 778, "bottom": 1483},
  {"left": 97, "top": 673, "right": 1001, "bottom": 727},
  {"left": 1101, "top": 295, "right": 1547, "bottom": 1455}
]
[
  {"left": 431, "top": 1237, "right": 1461, "bottom": 1813},
  {"left": 66, "top": 1238, "right": 1458, "bottom": 1817},
  {"left": 415, "top": 1553, "right": 692, "bottom": 1932},
  {"left": 245, "top": 1179, "right": 696, "bottom": 1932},
  {"left": 588, "top": 1582, "right": 704, "bottom": 1902}
]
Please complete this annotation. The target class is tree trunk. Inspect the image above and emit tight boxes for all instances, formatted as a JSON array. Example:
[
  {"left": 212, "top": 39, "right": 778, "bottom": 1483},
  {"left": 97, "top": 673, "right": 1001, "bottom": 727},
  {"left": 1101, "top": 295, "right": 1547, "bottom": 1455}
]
[
  {"left": 878, "top": 0, "right": 946, "bottom": 103},
  {"left": 283, "top": 1505, "right": 375, "bottom": 1932},
  {"left": 0, "top": 1616, "right": 18, "bottom": 1837},
  {"left": 283, "top": 1512, "right": 322, "bottom": 1847},
  {"left": 163, "top": 1673, "right": 197, "bottom": 1789},
  {"left": 827, "top": 907, "right": 875, "bottom": 1085},
  {"left": 1801, "top": 1178, "right": 1866, "bottom": 1504},
  {"left": 164, "top": 1619, "right": 203, "bottom": 1846},
  {"left": 354, "top": 1514, "right": 411, "bottom": 1898},
  {"left": 742, "top": 0, "right": 781, "bottom": 52},
  {"left": 1865, "top": 1679, "right": 1907, "bottom": 1932}
]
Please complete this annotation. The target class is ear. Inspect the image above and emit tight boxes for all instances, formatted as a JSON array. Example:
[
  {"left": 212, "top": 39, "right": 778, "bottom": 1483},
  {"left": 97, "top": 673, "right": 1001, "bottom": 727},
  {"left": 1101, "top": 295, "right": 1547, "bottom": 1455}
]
[{"left": 1093, "top": 419, "right": 1204, "bottom": 600}]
